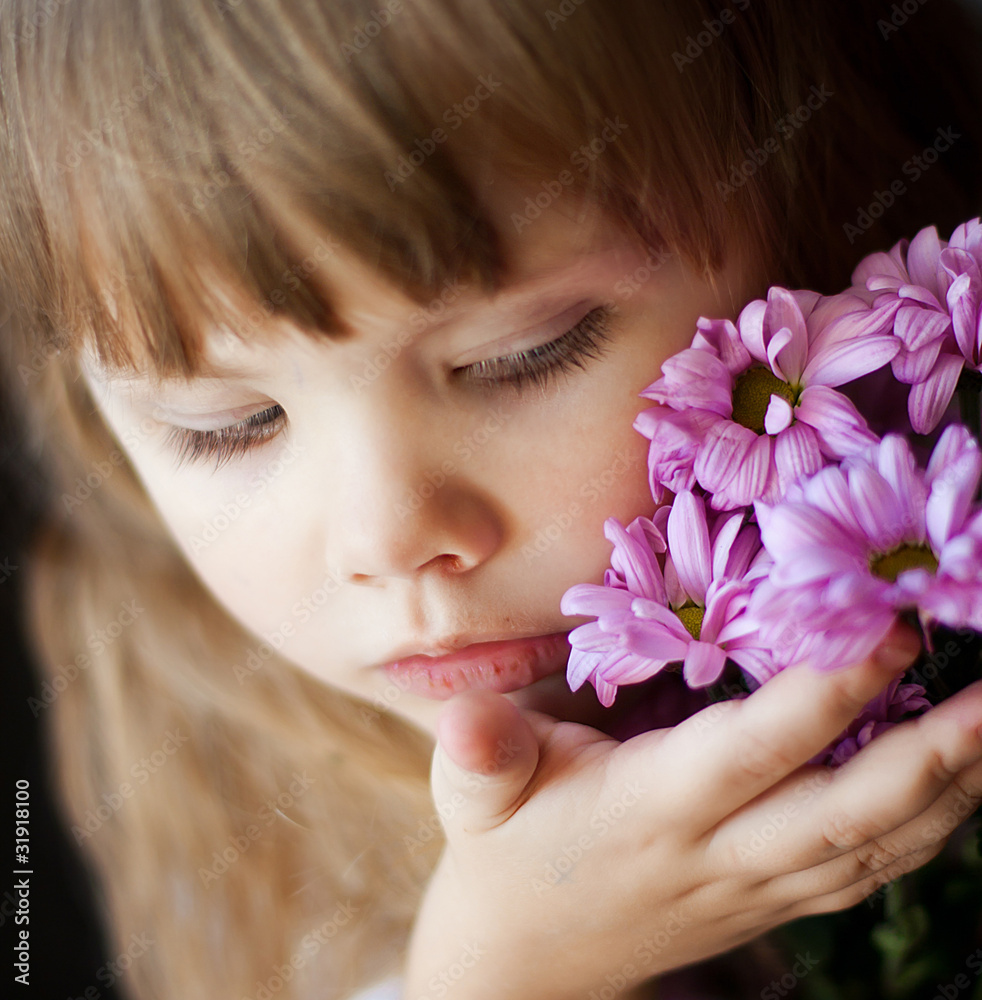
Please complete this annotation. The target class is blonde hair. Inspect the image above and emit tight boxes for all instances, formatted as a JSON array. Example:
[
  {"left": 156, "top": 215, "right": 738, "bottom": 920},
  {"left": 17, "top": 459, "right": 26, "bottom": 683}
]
[{"left": 2, "top": 1, "right": 981, "bottom": 997}]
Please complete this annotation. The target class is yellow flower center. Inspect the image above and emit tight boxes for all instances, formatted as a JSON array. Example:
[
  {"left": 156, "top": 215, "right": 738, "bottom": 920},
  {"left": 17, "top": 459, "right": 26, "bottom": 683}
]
[
  {"left": 676, "top": 603, "right": 705, "bottom": 640},
  {"left": 731, "top": 366, "right": 798, "bottom": 434},
  {"left": 869, "top": 544, "right": 939, "bottom": 583}
]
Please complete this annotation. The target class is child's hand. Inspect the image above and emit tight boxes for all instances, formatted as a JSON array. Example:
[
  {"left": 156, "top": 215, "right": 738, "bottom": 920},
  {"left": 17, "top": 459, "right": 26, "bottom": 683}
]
[{"left": 404, "top": 623, "right": 982, "bottom": 1000}]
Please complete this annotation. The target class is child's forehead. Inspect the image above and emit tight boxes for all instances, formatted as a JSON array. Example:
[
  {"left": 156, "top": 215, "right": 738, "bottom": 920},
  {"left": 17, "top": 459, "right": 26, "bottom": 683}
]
[{"left": 82, "top": 195, "right": 640, "bottom": 389}]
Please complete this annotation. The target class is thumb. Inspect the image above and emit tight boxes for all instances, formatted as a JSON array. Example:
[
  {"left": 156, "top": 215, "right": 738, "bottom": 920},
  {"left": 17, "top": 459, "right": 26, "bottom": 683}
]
[{"left": 430, "top": 690, "right": 540, "bottom": 836}]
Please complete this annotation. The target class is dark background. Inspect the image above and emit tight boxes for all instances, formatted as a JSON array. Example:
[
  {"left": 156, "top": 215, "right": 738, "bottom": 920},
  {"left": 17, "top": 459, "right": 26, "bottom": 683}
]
[{"left": 1, "top": 388, "right": 120, "bottom": 1000}]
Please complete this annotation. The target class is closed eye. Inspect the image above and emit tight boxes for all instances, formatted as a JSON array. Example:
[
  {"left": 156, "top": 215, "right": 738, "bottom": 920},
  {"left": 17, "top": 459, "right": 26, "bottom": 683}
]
[
  {"left": 455, "top": 304, "right": 616, "bottom": 392},
  {"left": 164, "top": 404, "right": 287, "bottom": 471},
  {"left": 162, "top": 304, "right": 617, "bottom": 469}
]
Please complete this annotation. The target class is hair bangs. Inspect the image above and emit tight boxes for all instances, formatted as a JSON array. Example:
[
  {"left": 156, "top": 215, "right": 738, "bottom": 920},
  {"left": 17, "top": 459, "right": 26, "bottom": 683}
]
[{"left": 0, "top": 0, "right": 767, "bottom": 385}]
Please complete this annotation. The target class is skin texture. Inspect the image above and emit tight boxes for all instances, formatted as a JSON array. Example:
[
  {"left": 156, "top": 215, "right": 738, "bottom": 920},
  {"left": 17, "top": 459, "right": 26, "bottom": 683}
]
[
  {"left": 81, "top": 179, "right": 982, "bottom": 997},
  {"left": 82, "top": 183, "right": 754, "bottom": 738}
]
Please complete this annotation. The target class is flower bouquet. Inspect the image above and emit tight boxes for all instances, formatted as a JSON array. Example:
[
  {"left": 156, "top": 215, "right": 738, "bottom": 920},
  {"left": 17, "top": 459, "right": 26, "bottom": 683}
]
[
  {"left": 559, "top": 219, "right": 982, "bottom": 998},
  {"left": 562, "top": 217, "right": 982, "bottom": 768}
]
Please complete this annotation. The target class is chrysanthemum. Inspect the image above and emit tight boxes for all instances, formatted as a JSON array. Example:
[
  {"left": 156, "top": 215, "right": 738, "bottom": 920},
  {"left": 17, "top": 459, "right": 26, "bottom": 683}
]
[
  {"left": 634, "top": 288, "right": 900, "bottom": 510},
  {"left": 750, "top": 426, "right": 982, "bottom": 669},
  {"left": 561, "top": 493, "right": 774, "bottom": 706},
  {"left": 814, "top": 677, "right": 931, "bottom": 768},
  {"left": 855, "top": 218, "right": 982, "bottom": 433}
]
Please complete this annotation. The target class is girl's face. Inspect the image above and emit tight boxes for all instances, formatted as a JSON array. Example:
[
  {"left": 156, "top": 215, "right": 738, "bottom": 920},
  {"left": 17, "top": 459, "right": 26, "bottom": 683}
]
[{"left": 82, "top": 177, "right": 754, "bottom": 737}]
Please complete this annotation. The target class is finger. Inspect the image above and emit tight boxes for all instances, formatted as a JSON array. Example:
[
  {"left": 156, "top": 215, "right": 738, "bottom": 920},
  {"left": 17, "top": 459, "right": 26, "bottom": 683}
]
[
  {"left": 653, "top": 619, "right": 922, "bottom": 830},
  {"left": 430, "top": 690, "right": 540, "bottom": 837},
  {"left": 770, "top": 754, "right": 982, "bottom": 905},
  {"left": 770, "top": 838, "right": 949, "bottom": 925},
  {"left": 717, "top": 682, "right": 982, "bottom": 877}
]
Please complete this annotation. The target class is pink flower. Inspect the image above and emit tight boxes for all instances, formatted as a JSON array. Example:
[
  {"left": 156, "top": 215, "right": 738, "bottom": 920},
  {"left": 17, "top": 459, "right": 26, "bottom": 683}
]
[
  {"left": 814, "top": 677, "right": 931, "bottom": 768},
  {"left": 560, "top": 494, "right": 774, "bottom": 705},
  {"left": 750, "top": 426, "right": 982, "bottom": 669},
  {"left": 855, "top": 218, "right": 982, "bottom": 433},
  {"left": 634, "top": 288, "right": 900, "bottom": 510}
]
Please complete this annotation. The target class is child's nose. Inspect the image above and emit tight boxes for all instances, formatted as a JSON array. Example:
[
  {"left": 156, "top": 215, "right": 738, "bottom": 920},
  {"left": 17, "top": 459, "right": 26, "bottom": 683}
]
[{"left": 323, "top": 399, "right": 505, "bottom": 584}]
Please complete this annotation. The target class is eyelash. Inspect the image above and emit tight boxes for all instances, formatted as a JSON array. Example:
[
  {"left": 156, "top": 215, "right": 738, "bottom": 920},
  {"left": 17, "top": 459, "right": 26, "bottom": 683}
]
[
  {"left": 459, "top": 304, "right": 615, "bottom": 392},
  {"left": 164, "top": 405, "right": 286, "bottom": 471},
  {"left": 165, "top": 304, "right": 616, "bottom": 469}
]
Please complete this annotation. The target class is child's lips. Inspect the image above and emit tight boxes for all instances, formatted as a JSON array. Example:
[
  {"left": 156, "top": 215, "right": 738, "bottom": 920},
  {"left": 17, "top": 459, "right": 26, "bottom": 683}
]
[{"left": 381, "top": 631, "right": 573, "bottom": 700}]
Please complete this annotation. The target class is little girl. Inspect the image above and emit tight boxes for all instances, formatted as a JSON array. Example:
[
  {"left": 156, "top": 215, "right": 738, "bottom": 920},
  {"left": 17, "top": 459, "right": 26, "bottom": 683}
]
[{"left": 2, "top": 1, "right": 982, "bottom": 998}]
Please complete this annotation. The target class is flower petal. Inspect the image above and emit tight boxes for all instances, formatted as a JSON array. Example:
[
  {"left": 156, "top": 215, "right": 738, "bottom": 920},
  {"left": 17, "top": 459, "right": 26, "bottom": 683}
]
[
  {"left": 604, "top": 517, "right": 666, "bottom": 601},
  {"left": 947, "top": 270, "right": 982, "bottom": 365},
  {"left": 713, "top": 434, "right": 778, "bottom": 508},
  {"left": 848, "top": 461, "right": 907, "bottom": 551},
  {"left": 925, "top": 425, "right": 982, "bottom": 549},
  {"left": 694, "top": 317, "right": 753, "bottom": 374},
  {"left": 620, "top": 619, "right": 690, "bottom": 663},
  {"left": 639, "top": 349, "right": 733, "bottom": 416},
  {"left": 905, "top": 225, "right": 945, "bottom": 296},
  {"left": 894, "top": 303, "right": 952, "bottom": 352},
  {"left": 682, "top": 641, "right": 728, "bottom": 688},
  {"left": 795, "top": 384, "right": 878, "bottom": 458},
  {"left": 737, "top": 298, "right": 769, "bottom": 364},
  {"left": 891, "top": 338, "right": 944, "bottom": 385},
  {"left": 667, "top": 492, "right": 712, "bottom": 603},
  {"left": 875, "top": 435, "right": 927, "bottom": 546},
  {"left": 774, "top": 422, "right": 825, "bottom": 495},
  {"left": 694, "top": 421, "right": 757, "bottom": 495},
  {"left": 710, "top": 512, "right": 745, "bottom": 581},
  {"left": 765, "top": 287, "right": 809, "bottom": 383},
  {"left": 764, "top": 394, "right": 795, "bottom": 435},
  {"left": 907, "top": 352, "right": 964, "bottom": 434}
]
